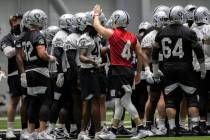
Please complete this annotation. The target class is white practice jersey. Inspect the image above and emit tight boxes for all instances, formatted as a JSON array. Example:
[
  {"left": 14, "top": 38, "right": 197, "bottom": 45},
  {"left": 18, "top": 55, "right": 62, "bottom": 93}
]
[
  {"left": 78, "top": 33, "right": 101, "bottom": 69},
  {"left": 192, "top": 24, "right": 210, "bottom": 70},
  {"left": 141, "top": 29, "right": 163, "bottom": 62},
  {"left": 52, "top": 30, "right": 69, "bottom": 72},
  {"left": 64, "top": 33, "right": 81, "bottom": 67},
  {"left": 141, "top": 30, "right": 157, "bottom": 49}
]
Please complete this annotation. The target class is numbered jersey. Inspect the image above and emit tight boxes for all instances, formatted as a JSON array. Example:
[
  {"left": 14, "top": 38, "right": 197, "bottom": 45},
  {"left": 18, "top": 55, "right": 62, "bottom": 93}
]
[
  {"left": 109, "top": 28, "right": 137, "bottom": 67},
  {"left": 155, "top": 24, "right": 198, "bottom": 64},
  {"left": 78, "top": 33, "right": 101, "bottom": 68},
  {"left": 16, "top": 30, "right": 48, "bottom": 70}
]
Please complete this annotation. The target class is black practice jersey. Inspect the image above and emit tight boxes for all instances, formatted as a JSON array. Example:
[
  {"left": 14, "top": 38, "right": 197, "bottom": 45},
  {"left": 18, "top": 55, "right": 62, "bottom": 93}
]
[
  {"left": 0, "top": 33, "right": 18, "bottom": 74},
  {"left": 16, "top": 30, "right": 48, "bottom": 70},
  {"left": 155, "top": 24, "right": 198, "bottom": 65}
]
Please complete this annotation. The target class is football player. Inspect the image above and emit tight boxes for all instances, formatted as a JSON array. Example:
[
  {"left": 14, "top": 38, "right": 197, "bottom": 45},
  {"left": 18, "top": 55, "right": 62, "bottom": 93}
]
[
  {"left": 140, "top": 10, "right": 169, "bottom": 136},
  {"left": 152, "top": 6, "right": 205, "bottom": 136},
  {"left": 15, "top": 9, "right": 56, "bottom": 139},
  {"left": 130, "top": 21, "right": 152, "bottom": 134},
  {"left": 60, "top": 13, "right": 85, "bottom": 138},
  {"left": 92, "top": 5, "right": 149, "bottom": 139},
  {"left": 77, "top": 11, "right": 109, "bottom": 140},
  {"left": 0, "top": 13, "right": 23, "bottom": 139},
  {"left": 46, "top": 14, "right": 75, "bottom": 139},
  {"left": 192, "top": 6, "right": 210, "bottom": 135},
  {"left": 184, "top": 4, "right": 197, "bottom": 28}
]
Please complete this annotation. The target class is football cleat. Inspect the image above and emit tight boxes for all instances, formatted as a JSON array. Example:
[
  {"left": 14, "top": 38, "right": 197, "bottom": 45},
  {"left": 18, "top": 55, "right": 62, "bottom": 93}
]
[
  {"left": 98, "top": 130, "right": 116, "bottom": 140},
  {"left": 199, "top": 121, "right": 208, "bottom": 135},
  {"left": 6, "top": 129, "right": 16, "bottom": 139},
  {"left": 37, "top": 130, "right": 55, "bottom": 140},
  {"left": 167, "top": 127, "right": 178, "bottom": 137},
  {"left": 130, "top": 130, "right": 147, "bottom": 139},
  {"left": 117, "top": 125, "right": 132, "bottom": 135},
  {"left": 78, "top": 131, "right": 91, "bottom": 140},
  {"left": 54, "top": 127, "right": 70, "bottom": 139}
]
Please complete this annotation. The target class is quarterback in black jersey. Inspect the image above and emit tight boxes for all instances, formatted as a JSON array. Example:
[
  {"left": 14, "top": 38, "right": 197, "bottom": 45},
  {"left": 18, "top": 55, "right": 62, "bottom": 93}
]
[
  {"left": 152, "top": 6, "right": 205, "bottom": 136},
  {"left": 15, "top": 9, "right": 56, "bottom": 139}
]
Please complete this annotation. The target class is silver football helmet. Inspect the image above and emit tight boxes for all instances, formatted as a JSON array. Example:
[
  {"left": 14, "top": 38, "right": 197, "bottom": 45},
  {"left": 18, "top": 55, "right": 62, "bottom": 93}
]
[
  {"left": 58, "top": 14, "right": 76, "bottom": 32},
  {"left": 85, "top": 11, "right": 107, "bottom": 26},
  {"left": 105, "top": 18, "right": 112, "bottom": 28},
  {"left": 110, "top": 10, "right": 130, "bottom": 28},
  {"left": 185, "top": 4, "right": 197, "bottom": 21},
  {"left": 28, "top": 9, "right": 48, "bottom": 29},
  {"left": 153, "top": 11, "right": 168, "bottom": 28},
  {"left": 154, "top": 5, "right": 170, "bottom": 17},
  {"left": 75, "top": 12, "right": 87, "bottom": 31},
  {"left": 138, "top": 21, "right": 152, "bottom": 32},
  {"left": 194, "top": 6, "right": 210, "bottom": 24},
  {"left": 43, "top": 26, "right": 60, "bottom": 43},
  {"left": 169, "top": 6, "right": 186, "bottom": 24},
  {"left": 20, "top": 10, "right": 31, "bottom": 31}
]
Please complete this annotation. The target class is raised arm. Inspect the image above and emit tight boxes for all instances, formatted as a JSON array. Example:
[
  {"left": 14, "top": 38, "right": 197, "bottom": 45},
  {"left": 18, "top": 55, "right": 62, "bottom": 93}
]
[{"left": 93, "top": 4, "right": 114, "bottom": 39}]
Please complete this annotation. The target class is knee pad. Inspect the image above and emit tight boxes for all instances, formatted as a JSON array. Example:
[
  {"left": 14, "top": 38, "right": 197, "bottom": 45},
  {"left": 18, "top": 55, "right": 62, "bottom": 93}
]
[
  {"left": 122, "top": 85, "right": 132, "bottom": 94},
  {"left": 121, "top": 93, "right": 139, "bottom": 119},
  {"left": 114, "top": 99, "right": 124, "bottom": 120}
]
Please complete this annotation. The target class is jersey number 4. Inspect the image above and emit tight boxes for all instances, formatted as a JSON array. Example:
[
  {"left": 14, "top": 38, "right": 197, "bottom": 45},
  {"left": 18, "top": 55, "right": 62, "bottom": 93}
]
[
  {"left": 161, "top": 38, "right": 184, "bottom": 59},
  {"left": 121, "top": 40, "right": 132, "bottom": 60}
]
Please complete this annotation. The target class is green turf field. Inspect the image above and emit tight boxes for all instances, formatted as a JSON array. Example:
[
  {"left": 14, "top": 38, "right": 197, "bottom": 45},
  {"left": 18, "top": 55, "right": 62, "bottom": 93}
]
[
  {"left": 0, "top": 111, "right": 210, "bottom": 140},
  {"left": 117, "top": 136, "right": 210, "bottom": 140}
]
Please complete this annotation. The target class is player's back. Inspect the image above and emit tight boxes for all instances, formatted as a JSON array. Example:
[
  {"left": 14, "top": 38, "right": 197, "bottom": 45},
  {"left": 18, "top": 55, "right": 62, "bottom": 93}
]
[
  {"left": 156, "top": 24, "right": 197, "bottom": 66},
  {"left": 21, "top": 30, "right": 48, "bottom": 70},
  {"left": 109, "top": 28, "right": 137, "bottom": 67}
]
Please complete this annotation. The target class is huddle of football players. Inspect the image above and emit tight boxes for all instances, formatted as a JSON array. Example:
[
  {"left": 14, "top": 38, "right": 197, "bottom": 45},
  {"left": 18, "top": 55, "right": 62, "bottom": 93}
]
[{"left": 0, "top": 2, "right": 210, "bottom": 140}]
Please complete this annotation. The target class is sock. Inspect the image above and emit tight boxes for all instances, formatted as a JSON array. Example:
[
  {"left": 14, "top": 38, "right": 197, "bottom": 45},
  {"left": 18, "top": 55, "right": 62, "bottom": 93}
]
[
  {"left": 119, "top": 121, "right": 124, "bottom": 127},
  {"left": 49, "top": 123, "right": 55, "bottom": 130},
  {"left": 145, "top": 121, "right": 153, "bottom": 127},
  {"left": 111, "top": 127, "right": 117, "bottom": 134},
  {"left": 21, "top": 123, "right": 27, "bottom": 129},
  {"left": 156, "top": 119, "right": 166, "bottom": 129},
  {"left": 70, "top": 124, "right": 77, "bottom": 132},
  {"left": 58, "top": 123, "right": 65, "bottom": 128},
  {"left": 137, "top": 124, "right": 144, "bottom": 131},
  {"left": 191, "top": 117, "right": 200, "bottom": 128},
  {"left": 179, "top": 118, "right": 186, "bottom": 126},
  {"left": 8, "top": 122, "right": 14, "bottom": 130},
  {"left": 101, "top": 121, "right": 106, "bottom": 127},
  {"left": 168, "top": 119, "right": 176, "bottom": 130}
]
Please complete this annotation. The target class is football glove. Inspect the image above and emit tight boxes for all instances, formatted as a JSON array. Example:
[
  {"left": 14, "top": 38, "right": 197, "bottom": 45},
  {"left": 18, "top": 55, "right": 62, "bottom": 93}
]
[
  {"left": 56, "top": 73, "right": 64, "bottom": 87},
  {"left": 145, "top": 66, "right": 154, "bottom": 84},
  {"left": 20, "top": 73, "right": 27, "bottom": 88}
]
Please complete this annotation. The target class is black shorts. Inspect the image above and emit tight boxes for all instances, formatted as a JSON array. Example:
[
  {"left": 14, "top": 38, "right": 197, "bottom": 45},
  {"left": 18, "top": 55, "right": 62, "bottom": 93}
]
[
  {"left": 99, "top": 67, "right": 108, "bottom": 95},
  {"left": 7, "top": 75, "right": 23, "bottom": 97},
  {"left": 199, "top": 70, "right": 210, "bottom": 98},
  {"left": 79, "top": 68, "right": 101, "bottom": 100},
  {"left": 163, "top": 63, "right": 199, "bottom": 108},
  {"left": 26, "top": 71, "right": 50, "bottom": 96},
  {"left": 163, "top": 63, "right": 199, "bottom": 94},
  {"left": 109, "top": 66, "right": 134, "bottom": 98}
]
